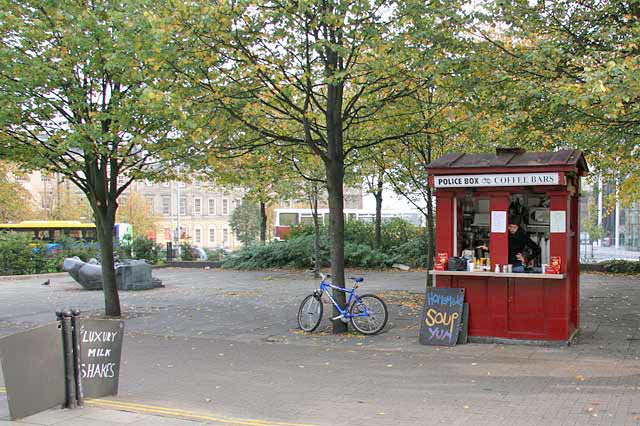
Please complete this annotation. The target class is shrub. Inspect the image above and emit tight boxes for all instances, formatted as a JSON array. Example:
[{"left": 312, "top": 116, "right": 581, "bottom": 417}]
[
  {"left": 388, "top": 236, "right": 430, "bottom": 268},
  {"left": 598, "top": 260, "right": 640, "bottom": 274},
  {"left": 222, "top": 234, "right": 329, "bottom": 269},
  {"left": 380, "top": 218, "right": 422, "bottom": 250},
  {"left": 0, "top": 233, "right": 100, "bottom": 275},
  {"left": 0, "top": 233, "right": 39, "bottom": 275},
  {"left": 221, "top": 217, "right": 428, "bottom": 270},
  {"left": 131, "top": 236, "right": 161, "bottom": 264},
  {"left": 205, "top": 248, "right": 227, "bottom": 262},
  {"left": 344, "top": 242, "right": 393, "bottom": 268},
  {"left": 180, "top": 241, "right": 197, "bottom": 261}
]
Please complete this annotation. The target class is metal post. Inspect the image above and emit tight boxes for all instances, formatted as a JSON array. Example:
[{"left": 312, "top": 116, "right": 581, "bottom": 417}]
[
  {"left": 176, "top": 178, "right": 181, "bottom": 258},
  {"left": 70, "top": 309, "right": 84, "bottom": 407},
  {"left": 597, "top": 175, "right": 603, "bottom": 247},
  {"left": 166, "top": 241, "right": 173, "bottom": 262},
  {"left": 615, "top": 178, "right": 620, "bottom": 250},
  {"left": 57, "top": 310, "right": 76, "bottom": 409}
]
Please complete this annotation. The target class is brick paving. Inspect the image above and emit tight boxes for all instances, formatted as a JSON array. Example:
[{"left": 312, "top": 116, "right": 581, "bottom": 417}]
[{"left": 0, "top": 269, "right": 639, "bottom": 425}]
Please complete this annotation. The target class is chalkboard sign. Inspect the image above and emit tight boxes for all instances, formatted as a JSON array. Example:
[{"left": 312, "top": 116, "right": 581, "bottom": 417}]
[
  {"left": 79, "top": 319, "right": 124, "bottom": 399},
  {"left": 419, "top": 288, "right": 465, "bottom": 346}
]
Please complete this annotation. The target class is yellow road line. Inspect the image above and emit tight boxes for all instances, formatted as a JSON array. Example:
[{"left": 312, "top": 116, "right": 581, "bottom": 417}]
[
  {"left": 2, "top": 387, "right": 312, "bottom": 426},
  {"left": 87, "top": 398, "right": 314, "bottom": 426}
]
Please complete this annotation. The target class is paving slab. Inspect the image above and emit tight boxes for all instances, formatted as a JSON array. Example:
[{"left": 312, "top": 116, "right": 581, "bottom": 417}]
[{"left": 0, "top": 269, "right": 639, "bottom": 425}]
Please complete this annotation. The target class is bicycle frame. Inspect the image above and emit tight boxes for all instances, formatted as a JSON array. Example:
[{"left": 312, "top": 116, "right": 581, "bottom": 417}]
[{"left": 318, "top": 279, "right": 369, "bottom": 320}]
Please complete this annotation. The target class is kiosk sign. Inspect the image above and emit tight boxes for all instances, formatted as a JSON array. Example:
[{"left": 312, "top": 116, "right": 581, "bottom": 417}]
[{"left": 434, "top": 172, "right": 559, "bottom": 188}]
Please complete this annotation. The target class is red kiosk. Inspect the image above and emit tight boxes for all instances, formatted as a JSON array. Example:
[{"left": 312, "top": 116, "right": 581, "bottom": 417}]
[{"left": 427, "top": 148, "right": 588, "bottom": 344}]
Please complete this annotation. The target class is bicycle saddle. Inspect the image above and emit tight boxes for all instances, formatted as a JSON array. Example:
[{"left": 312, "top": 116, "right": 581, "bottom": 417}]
[{"left": 349, "top": 276, "right": 364, "bottom": 283}]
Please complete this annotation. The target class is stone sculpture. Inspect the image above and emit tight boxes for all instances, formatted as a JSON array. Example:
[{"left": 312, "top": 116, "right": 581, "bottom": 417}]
[{"left": 63, "top": 257, "right": 163, "bottom": 291}]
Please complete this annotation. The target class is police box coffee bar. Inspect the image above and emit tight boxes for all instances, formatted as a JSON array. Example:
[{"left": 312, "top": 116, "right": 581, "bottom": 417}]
[{"left": 427, "top": 148, "right": 588, "bottom": 344}]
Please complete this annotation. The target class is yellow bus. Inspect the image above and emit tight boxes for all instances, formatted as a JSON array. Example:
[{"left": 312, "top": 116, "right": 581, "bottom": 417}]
[{"left": 0, "top": 221, "right": 98, "bottom": 242}]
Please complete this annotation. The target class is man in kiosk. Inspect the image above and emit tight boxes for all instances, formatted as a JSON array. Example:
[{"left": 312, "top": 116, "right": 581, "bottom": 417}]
[{"left": 508, "top": 215, "right": 541, "bottom": 273}]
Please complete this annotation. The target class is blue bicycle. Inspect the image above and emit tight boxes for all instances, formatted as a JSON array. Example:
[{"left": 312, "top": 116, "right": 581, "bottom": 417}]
[{"left": 297, "top": 273, "right": 388, "bottom": 335}]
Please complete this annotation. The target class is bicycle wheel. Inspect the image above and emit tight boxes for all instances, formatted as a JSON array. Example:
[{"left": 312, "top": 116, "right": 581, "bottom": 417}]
[
  {"left": 298, "top": 294, "right": 323, "bottom": 332},
  {"left": 349, "top": 294, "right": 388, "bottom": 335}
]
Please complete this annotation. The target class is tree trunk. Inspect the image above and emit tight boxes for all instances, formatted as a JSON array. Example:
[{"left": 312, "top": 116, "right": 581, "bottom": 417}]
[
  {"left": 325, "top": 158, "right": 346, "bottom": 333},
  {"left": 94, "top": 206, "right": 121, "bottom": 317},
  {"left": 260, "top": 201, "right": 267, "bottom": 243},
  {"left": 425, "top": 138, "right": 435, "bottom": 289},
  {"left": 325, "top": 75, "right": 346, "bottom": 333},
  {"left": 308, "top": 182, "right": 322, "bottom": 278},
  {"left": 373, "top": 173, "right": 383, "bottom": 250}
]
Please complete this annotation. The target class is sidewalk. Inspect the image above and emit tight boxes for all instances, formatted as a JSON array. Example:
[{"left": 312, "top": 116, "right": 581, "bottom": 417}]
[
  {"left": 1, "top": 269, "right": 639, "bottom": 425},
  {"left": 1, "top": 391, "right": 309, "bottom": 426}
]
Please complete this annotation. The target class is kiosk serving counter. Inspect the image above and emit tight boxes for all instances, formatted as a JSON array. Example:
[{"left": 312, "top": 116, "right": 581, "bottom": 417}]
[{"left": 427, "top": 148, "right": 588, "bottom": 344}]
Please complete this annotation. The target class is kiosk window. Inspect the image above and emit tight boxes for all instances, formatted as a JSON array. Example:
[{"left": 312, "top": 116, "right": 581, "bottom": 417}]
[
  {"left": 458, "top": 196, "right": 490, "bottom": 258},
  {"left": 509, "top": 193, "right": 550, "bottom": 267}
]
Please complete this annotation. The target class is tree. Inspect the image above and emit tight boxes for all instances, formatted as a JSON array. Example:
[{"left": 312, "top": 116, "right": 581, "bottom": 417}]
[
  {"left": 229, "top": 198, "right": 261, "bottom": 246},
  {"left": 0, "top": 0, "right": 184, "bottom": 316},
  {"left": 359, "top": 148, "right": 387, "bottom": 250},
  {"left": 37, "top": 176, "right": 92, "bottom": 221},
  {"left": 476, "top": 0, "right": 640, "bottom": 202},
  {"left": 201, "top": 144, "right": 299, "bottom": 244},
  {"left": 161, "top": 0, "right": 467, "bottom": 332},
  {"left": 116, "top": 191, "right": 158, "bottom": 239},
  {"left": 0, "top": 162, "right": 34, "bottom": 222},
  {"left": 581, "top": 197, "right": 604, "bottom": 259}
]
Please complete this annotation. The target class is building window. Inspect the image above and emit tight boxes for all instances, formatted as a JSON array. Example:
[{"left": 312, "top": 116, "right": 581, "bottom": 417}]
[
  {"left": 179, "top": 181, "right": 186, "bottom": 188},
  {"left": 146, "top": 197, "right": 154, "bottom": 215},
  {"left": 223, "top": 228, "right": 229, "bottom": 246},
  {"left": 222, "top": 199, "right": 229, "bottom": 215},
  {"left": 279, "top": 213, "right": 299, "bottom": 226},
  {"left": 194, "top": 227, "right": 202, "bottom": 244},
  {"left": 232, "top": 199, "right": 239, "bottom": 210},
  {"left": 209, "top": 227, "right": 216, "bottom": 243},
  {"left": 194, "top": 180, "right": 202, "bottom": 188},
  {"left": 117, "top": 175, "right": 126, "bottom": 186},
  {"left": 162, "top": 181, "right": 170, "bottom": 187},
  {"left": 208, "top": 198, "right": 216, "bottom": 215},
  {"left": 162, "top": 197, "right": 171, "bottom": 215},
  {"left": 179, "top": 197, "right": 186, "bottom": 216},
  {"left": 194, "top": 198, "right": 202, "bottom": 215}
]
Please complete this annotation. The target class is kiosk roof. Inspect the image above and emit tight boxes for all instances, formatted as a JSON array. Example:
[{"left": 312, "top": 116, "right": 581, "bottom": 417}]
[{"left": 427, "top": 149, "right": 588, "bottom": 174}]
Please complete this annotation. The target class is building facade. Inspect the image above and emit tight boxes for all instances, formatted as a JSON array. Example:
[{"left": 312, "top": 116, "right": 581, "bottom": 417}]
[
  {"left": 129, "top": 179, "right": 244, "bottom": 250},
  {"left": 17, "top": 171, "right": 245, "bottom": 250}
]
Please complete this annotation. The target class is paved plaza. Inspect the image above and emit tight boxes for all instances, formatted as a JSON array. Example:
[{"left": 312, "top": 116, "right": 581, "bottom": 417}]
[{"left": 1, "top": 268, "right": 639, "bottom": 426}]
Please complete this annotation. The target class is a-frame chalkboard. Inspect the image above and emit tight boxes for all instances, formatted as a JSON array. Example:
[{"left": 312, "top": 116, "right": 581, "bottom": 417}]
[{"left": 419, "top": 288, "right": 465, "bottom": 346}]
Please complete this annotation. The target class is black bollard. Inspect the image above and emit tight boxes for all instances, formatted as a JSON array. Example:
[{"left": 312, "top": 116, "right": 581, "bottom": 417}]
[
  {"left": 55, "top": 310, "right": 70, "bottom": 409},
  {"left": 61, "top": 310, "right": 77, "bottom": 409},
  {"left": 70, "top": 308, "right": 84, "bottom": 407}
]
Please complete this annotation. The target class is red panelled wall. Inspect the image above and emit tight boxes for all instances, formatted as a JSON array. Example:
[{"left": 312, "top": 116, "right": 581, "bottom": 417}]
[{"left": 433, "top": 185, "right": 578, "bottom": 342}]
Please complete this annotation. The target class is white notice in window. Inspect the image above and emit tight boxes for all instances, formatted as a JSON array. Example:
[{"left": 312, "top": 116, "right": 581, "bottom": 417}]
[
  {"left": 491, "top": 211, "right": 507, "bottom": 233},
  {"left": 550, "top": 210, "right": 566, "bottom": 233}
]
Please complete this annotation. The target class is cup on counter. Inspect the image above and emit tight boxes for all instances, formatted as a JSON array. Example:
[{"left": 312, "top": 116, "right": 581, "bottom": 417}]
[
  {"left": 467, "top": 261, "right": 474, "bottom": 272},
  {"left": 506, "top": 264, "right": 512, "bottom": 273},
  {"left": 541, "top": 264, "right": 547, "bottom": 274}
]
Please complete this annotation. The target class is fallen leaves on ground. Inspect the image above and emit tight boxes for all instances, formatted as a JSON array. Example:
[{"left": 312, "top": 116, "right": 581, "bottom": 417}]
[{"left": 377, "top": 291, "right": 424, "bottom": 310}]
